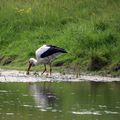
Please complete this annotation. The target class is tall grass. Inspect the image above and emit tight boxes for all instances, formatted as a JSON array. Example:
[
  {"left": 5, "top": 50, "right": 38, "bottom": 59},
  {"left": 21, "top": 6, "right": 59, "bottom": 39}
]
[{"left": 0, "top": 0, "right": 120, "bottom": 71}]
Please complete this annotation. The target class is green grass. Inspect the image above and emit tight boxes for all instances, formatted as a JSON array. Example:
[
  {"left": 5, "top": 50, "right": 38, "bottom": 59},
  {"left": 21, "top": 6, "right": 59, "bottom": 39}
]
[{"left": 0, "top": 0, "right": 120, "bottom": 74}]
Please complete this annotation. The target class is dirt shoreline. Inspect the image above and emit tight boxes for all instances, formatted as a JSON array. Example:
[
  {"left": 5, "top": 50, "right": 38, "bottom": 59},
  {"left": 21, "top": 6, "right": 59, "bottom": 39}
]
[{"left": 0, "top": 69, "right": 120, "bottom": 82}]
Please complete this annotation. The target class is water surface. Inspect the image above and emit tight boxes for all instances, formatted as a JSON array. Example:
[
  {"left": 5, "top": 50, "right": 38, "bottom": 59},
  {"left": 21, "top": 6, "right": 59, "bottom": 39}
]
[{"left": 0, "top": 81, "right": 120, "bottom": 120}]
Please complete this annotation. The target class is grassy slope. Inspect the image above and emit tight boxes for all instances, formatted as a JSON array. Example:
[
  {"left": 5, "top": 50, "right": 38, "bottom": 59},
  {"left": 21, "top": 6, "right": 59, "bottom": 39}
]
[{"left": 0, "top": 0, "right": 120, "bottom": 74}]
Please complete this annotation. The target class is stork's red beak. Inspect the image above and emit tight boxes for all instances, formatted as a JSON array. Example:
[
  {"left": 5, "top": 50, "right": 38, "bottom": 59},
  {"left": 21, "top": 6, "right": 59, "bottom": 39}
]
[{"left": 26, "top": 63, "right": 32, "bottom": 75}]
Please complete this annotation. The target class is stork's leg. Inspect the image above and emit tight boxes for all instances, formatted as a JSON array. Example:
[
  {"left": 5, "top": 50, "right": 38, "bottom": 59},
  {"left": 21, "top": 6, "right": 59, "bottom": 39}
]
[
  {"left": 41, "top": 64, "right": 47, "bottom": 75},
  {"left": 49, "top": 63, "right": 52, "bottom": 75}
]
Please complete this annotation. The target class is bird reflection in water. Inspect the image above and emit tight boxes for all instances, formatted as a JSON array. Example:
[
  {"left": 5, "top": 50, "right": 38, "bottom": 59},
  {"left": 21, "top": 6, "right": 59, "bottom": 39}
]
[{"left": 29, "top": 83, "right": 57, "bottom": 111}]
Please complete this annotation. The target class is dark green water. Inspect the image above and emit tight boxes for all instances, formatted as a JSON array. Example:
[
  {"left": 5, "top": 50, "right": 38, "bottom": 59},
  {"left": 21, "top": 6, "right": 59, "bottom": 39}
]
[{"left": 0, "top": 81, "right": 120, "bottom": 120}]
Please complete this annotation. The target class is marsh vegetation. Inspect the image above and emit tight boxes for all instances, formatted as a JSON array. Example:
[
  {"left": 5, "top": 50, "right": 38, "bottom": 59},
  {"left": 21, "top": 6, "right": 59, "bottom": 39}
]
[{"left": 0, "top": 0, "right": 120, "bottom": 74}]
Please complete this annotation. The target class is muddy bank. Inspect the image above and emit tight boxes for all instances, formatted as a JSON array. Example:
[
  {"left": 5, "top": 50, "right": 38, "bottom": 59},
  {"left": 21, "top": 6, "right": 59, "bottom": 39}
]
[{"left": 0, "top": 69, "right": 120, "bottom": 82}]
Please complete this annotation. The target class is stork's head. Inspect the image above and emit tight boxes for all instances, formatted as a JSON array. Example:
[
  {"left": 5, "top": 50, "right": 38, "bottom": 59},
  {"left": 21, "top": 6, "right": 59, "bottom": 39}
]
[{"left": 26, "top": 58, "right": 37, "bottom": 75}]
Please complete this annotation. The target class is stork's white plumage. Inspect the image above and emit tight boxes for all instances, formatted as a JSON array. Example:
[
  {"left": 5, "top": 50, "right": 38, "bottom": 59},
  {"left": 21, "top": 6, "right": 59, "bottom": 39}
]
[{"left": 27, "top": 45, "right": 67, "bottom": 75}]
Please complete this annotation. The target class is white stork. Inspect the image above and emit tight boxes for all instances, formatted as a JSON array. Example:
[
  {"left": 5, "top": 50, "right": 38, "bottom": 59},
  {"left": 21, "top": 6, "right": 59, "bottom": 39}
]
[{"left": 26, "top": 45, "right": 67, "bottom": 75}]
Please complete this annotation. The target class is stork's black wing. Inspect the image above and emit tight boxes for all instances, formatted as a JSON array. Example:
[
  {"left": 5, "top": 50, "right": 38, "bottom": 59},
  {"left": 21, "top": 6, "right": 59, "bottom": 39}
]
[{"left": 40, "top": 45, "right": 67, "bottom": 58}]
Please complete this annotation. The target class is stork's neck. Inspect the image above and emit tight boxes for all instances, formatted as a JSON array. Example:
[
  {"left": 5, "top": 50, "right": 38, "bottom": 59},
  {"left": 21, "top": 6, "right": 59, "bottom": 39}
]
[{"left": 32, "top": 58, "right": 38, "bottom": 65}]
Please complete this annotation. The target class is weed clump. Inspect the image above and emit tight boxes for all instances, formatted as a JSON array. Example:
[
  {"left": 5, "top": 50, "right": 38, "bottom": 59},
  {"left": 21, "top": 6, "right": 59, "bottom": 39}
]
[
  {"left": 0, "top": 56, "right": 4, "bottom": 63},
  {"left": 95, "top": 21, "right": 108, "bottom": 32},
  {"left": 1, "top": 55, "right": 17, "bottom": 65},
  {"left": 112, "top": 63, "right": 120, "bottom": 71},
  {"left": 88, "top": 55, "right": 108, "bottom": 71}
]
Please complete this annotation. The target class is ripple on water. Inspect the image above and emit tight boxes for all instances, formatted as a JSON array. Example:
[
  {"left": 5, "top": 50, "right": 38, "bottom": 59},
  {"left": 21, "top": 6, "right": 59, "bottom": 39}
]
[
  {"left": 0, "top": 90, "right": 8, "bottom": 93},
  {"left": 23, "top": 104, "right": 33, "bottom": 107},
  {"left": 40, "top": 109, "right": 47, "bottom": 112},
  {"left": 22, "top": 94, "right": 29, "bottom": 97},
  {"left": 6, "top": 113, "right": 14, "bottom": 115},
  {"left": 72, "top": 110, "right": 120, "bottom": 116},
  {"left": 104, "top": 111, "right": 119, "bottom": 115},
  {"left": 72, "top": 111, "right": 101, "bottom": 115},
  {"left": 51, "top": 109, "right": 57, "bottom": 112},
  {"left": 98, "top": 105, "right": 107, "bottom": 109}
]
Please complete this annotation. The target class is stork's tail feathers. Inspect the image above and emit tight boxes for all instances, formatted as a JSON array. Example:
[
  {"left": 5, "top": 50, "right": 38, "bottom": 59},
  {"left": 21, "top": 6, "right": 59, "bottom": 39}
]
[{"left": 61, "top": 49, "right": 67, "bottom": 53}]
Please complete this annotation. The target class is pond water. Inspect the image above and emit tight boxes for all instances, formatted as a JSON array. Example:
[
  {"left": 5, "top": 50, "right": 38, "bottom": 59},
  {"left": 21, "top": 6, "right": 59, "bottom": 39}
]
[{"left": 0, "top": 81, "right": 120, "bottom": 120}]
